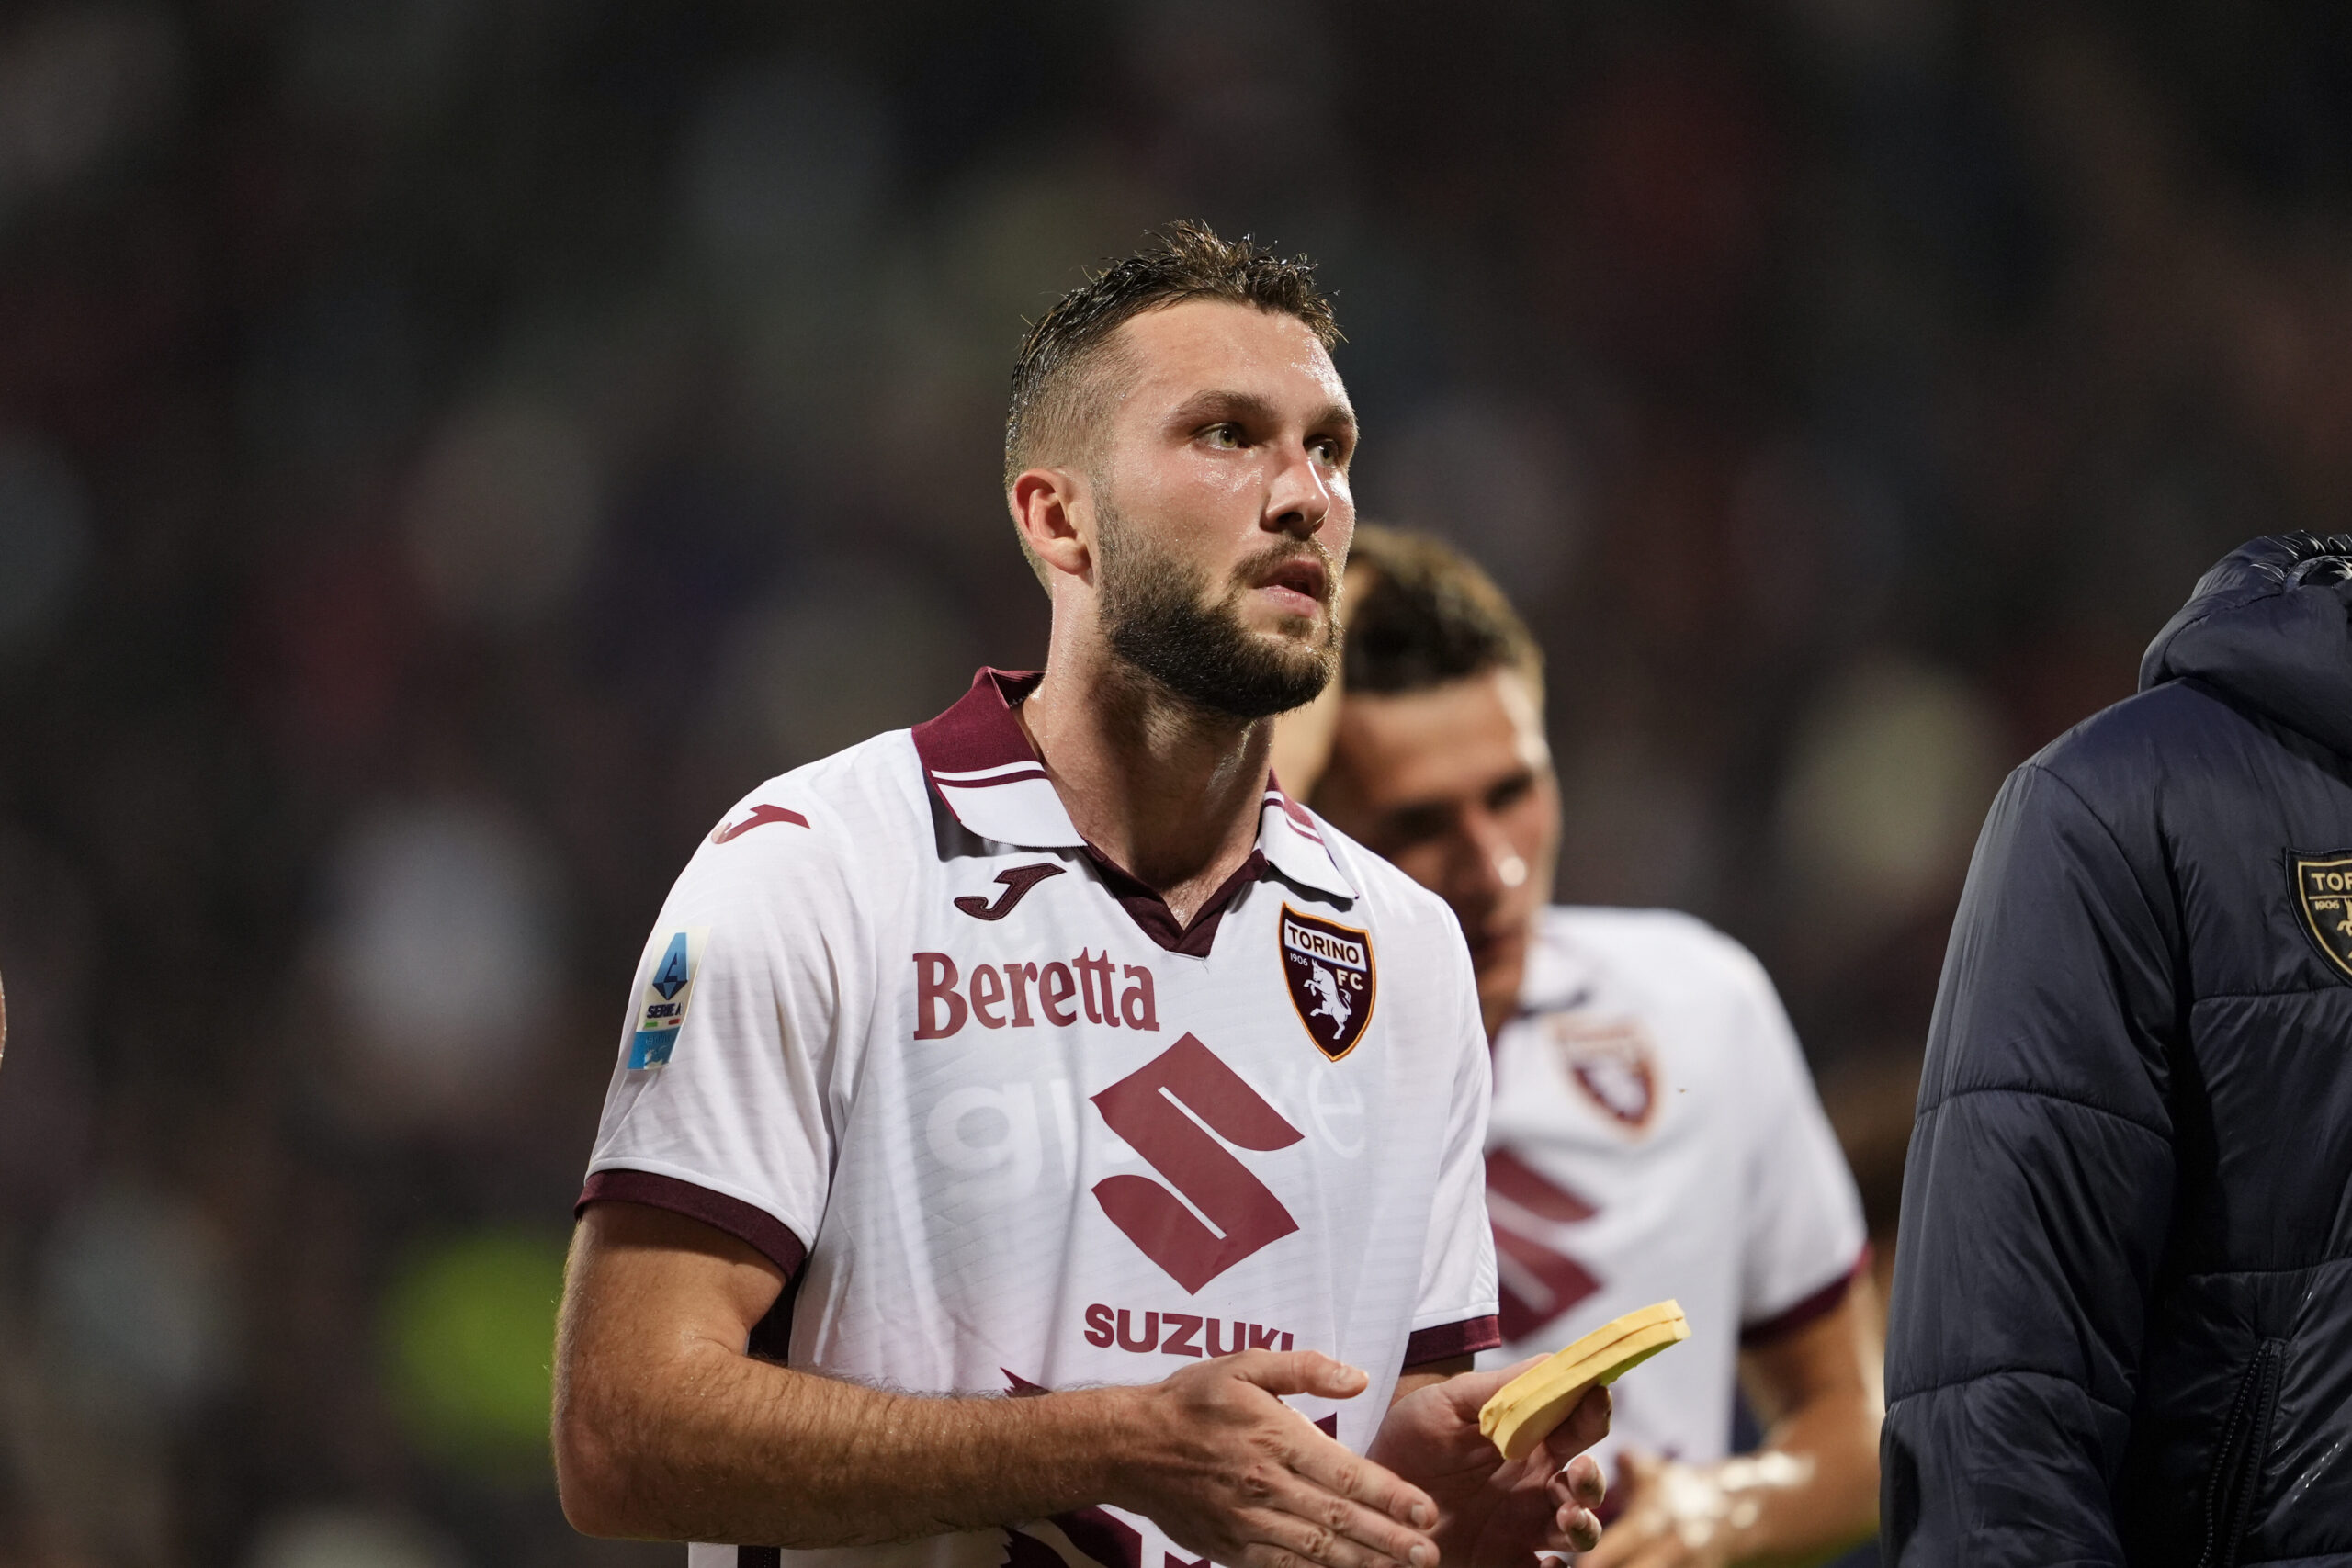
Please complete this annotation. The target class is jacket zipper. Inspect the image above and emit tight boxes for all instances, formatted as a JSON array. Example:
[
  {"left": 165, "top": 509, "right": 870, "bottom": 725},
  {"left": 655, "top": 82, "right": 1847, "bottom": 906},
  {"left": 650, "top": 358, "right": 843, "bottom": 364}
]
[{"left": 2198, "top": 1338, "right": 2284, "bottom": 1568}]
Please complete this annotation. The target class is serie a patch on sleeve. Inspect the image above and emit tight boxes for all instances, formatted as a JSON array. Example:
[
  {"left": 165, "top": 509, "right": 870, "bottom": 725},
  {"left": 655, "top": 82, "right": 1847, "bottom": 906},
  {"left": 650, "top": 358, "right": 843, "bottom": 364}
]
[{"left": 628, "top": 926, "right": 711, "bottom": 1068}]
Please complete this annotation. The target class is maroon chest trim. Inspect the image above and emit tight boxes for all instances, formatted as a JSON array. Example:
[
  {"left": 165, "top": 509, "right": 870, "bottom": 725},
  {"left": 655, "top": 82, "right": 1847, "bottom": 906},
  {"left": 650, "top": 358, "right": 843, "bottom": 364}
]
[
  {"left": 1085, "top": 845, "right": 1268, "bottom": 957},
  {"left": 913, "top": 667, "right": 1279, "bottom": 956}
]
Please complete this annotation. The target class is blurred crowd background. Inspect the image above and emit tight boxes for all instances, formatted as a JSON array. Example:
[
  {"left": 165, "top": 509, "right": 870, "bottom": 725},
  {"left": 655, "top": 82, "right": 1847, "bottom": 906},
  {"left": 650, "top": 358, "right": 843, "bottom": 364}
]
[{"left": 3, "top": 0, "right": 2349, "bottom": 1562}]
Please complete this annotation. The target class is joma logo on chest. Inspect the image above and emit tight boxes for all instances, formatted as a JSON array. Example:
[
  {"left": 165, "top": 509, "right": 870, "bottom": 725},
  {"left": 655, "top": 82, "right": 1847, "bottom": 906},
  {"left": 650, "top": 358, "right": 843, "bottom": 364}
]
[{"left": 913, "top": 951, "right": 1159, "bottom": 1039}]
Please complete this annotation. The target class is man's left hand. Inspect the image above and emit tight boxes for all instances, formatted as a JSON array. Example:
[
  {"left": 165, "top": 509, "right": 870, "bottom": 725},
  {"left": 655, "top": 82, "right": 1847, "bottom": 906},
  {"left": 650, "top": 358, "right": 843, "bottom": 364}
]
[{"left": 1366, "top": 1359, "right": 1610, "bottom": 1568}]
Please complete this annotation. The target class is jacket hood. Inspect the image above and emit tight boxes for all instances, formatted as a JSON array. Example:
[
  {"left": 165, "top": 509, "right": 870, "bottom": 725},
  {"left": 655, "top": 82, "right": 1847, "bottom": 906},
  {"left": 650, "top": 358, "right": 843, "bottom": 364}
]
[{"left": 2140, "top": 532, "right": 2352, "bottom": 758}]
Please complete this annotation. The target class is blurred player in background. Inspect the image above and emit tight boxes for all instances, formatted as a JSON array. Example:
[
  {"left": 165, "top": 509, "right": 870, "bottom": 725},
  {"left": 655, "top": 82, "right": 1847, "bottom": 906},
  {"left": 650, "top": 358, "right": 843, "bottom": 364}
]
[
  {"left": 553, "top": 227, "right": 1610, "bottom": 1568},
  {"left": 1277, "top": 526, "right": 1881, "bottom": 1567}
]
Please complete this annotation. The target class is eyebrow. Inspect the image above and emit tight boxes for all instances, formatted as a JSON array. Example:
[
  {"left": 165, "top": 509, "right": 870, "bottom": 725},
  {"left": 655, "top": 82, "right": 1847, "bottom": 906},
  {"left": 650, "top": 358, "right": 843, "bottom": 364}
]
[
  {"left": 1384, "top": 765, "right": 1535, "bottom": 818},
  {"left": 1168, "top": 389, "right": 1358, "bottom": 436}
]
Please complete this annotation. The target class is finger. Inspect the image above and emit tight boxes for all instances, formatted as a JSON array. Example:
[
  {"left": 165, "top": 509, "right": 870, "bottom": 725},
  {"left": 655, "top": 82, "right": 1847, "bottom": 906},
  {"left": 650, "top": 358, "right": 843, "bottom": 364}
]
[
  {"left": 1288, "top": 1426, "right": 1439, "bottom": 1530},
  {"left": 1532, "top": 1383, "right": 1612, "bottom": 1466},
  {"left": 1538, "top": 1494, "right": 1611, "bottom": 1557},
  {"left": 1239, "top": 1488, "right": 1435, "bottom": 1568},
  {"left": 1557, "top": 1481, "right": 1652, "bottom": 1568},
  {"left": 1577, "top": 1538, "right": 1621, "bottom": 1568},
  {"left": 1420, "top": 1353, "right": 1549, "bottom": 1416},
  {"left": 1231, "top": 1348, "right": 1374, "bottom": 1402},
  {"left": 1559, "top": 1499, "right": 1604, "bottom": 1556},
  {"left": 1548, "top": 1452, "right": 1606, "bottom": 1513},
  {"left": 1239, "top": 1534, "right": 1409, "bottom": 1568},
  {"left": 1576, "top": 1527, "right": 1632, "bottom": 1568}
]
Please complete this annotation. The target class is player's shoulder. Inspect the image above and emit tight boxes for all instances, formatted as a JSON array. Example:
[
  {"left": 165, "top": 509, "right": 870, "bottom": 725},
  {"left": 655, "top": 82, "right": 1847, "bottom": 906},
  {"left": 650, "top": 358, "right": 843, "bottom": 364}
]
[
  {"left": 686, "top": 728, "right": 932, "bottom": 889},
  {"left": 1538, "top": 904, "right": 1778, "bottom": 1003}
]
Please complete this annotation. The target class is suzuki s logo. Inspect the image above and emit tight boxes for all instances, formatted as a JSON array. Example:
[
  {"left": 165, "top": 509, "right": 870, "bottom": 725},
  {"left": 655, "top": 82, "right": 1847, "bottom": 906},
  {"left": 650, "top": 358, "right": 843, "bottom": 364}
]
[{"left": 1091, "top": 1035, "right": 1304, "bottom": 1292}]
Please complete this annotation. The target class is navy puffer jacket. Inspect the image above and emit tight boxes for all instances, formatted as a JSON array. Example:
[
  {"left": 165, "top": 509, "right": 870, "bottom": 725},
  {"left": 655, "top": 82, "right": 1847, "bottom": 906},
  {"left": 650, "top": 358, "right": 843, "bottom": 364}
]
[{"left": 1883, "top": 534, "right": 2352, "bottom": 1566}]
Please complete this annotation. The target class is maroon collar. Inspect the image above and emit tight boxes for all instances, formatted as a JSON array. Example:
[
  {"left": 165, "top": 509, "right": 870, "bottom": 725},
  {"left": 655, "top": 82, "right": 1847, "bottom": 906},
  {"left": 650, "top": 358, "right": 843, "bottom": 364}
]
[
  {"left": 910, "top": 667, "right": 1048, "bottom": 780},
  {"left": 910, "top": 668, "right": 1353, "bottom": 953}
]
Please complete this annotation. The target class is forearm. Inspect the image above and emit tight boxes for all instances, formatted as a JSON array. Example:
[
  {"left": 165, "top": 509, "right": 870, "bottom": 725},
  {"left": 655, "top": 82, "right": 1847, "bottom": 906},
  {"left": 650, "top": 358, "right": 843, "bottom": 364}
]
[
  {"left": 554, "top": 1202, "right": 1140, "bottom": 1547},
  {"left": 1718, "top": 1386, "right": 1880, "bottom": 1568},
  {"left": 556, "top": 1204, "right": 1448, "bottom": 1564},
  {"left": 557, "top": 1328, "right": 1134, "bottom": 1546}
]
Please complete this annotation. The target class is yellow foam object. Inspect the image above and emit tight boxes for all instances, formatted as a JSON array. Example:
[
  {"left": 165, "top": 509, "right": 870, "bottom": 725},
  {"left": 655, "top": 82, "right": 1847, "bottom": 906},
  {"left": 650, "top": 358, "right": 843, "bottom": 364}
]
[{"left": 1478, "top": 1300, "right": 1691, "bottom": 1461}]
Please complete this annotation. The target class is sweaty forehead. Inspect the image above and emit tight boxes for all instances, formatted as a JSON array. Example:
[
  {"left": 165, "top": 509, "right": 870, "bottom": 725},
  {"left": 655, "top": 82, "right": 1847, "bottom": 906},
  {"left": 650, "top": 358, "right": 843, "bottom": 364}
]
[
  {"left": 1333, "top": 671, "right": 1546, "bottom": 807},
  {"left": 1112, "top": 299, "right": 1348, "bottom": 411}
]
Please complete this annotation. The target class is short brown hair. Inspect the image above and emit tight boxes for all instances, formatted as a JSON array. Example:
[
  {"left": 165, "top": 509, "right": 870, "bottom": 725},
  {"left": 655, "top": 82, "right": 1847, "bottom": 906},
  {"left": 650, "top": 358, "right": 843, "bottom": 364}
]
[
  {"left": 1340, "top": 525, "right": 1544, "bottom": 699},
  {"left": 1004, "top": 222, "right": 1341, "bottom": 549}
]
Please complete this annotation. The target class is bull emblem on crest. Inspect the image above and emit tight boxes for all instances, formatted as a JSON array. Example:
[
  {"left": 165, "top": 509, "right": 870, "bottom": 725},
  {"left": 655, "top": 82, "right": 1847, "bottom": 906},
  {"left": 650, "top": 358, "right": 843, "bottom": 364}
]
[
  {"left": 1279, "top": 905, "right": 1375, "bottom": 1061},
  {"left": 1305, "top": 961, "right": 1353, "bottom": 1035}
]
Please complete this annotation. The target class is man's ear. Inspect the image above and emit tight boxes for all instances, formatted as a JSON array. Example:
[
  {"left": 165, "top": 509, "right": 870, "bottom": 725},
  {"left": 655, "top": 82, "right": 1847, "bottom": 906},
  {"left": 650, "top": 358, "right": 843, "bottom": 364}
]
[{"left": 1009, "top": 468, "right": 1092, "bottom": 581}]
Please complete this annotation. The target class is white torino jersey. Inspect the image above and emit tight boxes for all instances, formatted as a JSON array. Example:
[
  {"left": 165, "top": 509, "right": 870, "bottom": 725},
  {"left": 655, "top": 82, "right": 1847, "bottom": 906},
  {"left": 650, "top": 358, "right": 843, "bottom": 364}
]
[
  {"left": 1476, "top": 908, "right": 1866, "bottom": 1475},
  {"left": 582, "top": 671, "right": 1500, "bottom": 1568}
]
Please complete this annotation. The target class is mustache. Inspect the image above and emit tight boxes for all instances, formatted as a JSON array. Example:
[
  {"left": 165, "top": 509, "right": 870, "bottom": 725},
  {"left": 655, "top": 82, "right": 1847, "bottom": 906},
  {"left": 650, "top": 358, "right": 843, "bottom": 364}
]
[{"left": 1228, "top": 537, "right": 1340, "bottom": 607}]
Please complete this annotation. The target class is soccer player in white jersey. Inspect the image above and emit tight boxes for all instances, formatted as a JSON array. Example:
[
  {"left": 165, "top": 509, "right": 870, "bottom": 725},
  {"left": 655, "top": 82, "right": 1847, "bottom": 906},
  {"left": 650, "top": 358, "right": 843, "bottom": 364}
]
[
  {"left": 551, "top": 225, "right": 1611, "bottom": 1568},
  {"left": 1283, "top": 528, "right": 1881, "bottom": 1568}
]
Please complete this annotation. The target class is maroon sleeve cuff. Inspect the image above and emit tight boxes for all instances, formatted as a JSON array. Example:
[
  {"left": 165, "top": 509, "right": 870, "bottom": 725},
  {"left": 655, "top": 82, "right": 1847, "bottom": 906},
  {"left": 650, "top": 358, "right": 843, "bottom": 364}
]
[
  {"left": 1403, "top": 1314, "right": 1503, "bottom": 1367},
  {"left": 1738, "top": 1245, "right": 1872, "bottom": 1348},
  {"left": 577, "top": 1169, "right": 809, "bottom": 1281}
]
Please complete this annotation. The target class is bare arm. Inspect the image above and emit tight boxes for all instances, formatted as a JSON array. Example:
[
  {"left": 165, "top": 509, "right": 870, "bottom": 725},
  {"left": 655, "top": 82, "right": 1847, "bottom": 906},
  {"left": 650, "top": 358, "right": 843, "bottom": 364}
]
[
  {"left": 1577, "top": 1280, "right": 1883, "bottom": 1568},
  {"left": 1721, "top": 1278, "right": 1883, "bottom": 1566},
  {"left": 554, "top": 1201, "right": 1445, "bottom": 1565}
]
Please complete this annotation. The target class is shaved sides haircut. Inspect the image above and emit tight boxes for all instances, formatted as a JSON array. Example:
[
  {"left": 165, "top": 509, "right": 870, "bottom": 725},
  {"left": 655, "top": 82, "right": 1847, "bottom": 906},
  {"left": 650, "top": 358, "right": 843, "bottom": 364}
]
[
  {"left": 1004, "top": 220, "right": 1341, "bottom": 583},
  {"left": 1340, "top": 525, "right": 1545, "bottom": 701}
]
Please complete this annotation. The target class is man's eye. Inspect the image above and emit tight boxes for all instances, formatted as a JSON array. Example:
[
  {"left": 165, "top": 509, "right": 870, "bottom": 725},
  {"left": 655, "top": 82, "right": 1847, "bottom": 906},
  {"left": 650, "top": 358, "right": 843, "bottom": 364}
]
[
  {"left": 1203, "top": 424, "right": 1242, "bottom": 449},
  {"left": 1311, "top": 436, "right": 1346, "bottom": 466},
  {"left": 1487, "top": 772, "right": 1535, "bottom": 812},
  {"left": 1384, "top": 807, "right": 1452, "bottom": 848}
]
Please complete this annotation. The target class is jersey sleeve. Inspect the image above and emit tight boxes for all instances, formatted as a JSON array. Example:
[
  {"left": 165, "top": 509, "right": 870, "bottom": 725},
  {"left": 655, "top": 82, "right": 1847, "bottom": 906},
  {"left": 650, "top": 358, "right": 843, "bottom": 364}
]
[
  {"left": 576, "top": 795, "right": 863, "bottom": 1280},
  {"left": 1403, "top": 931, "right": 1502, "bottom": 1367},
  {"left": 1723, "top": 935, "right": 1870, "bottom": 1344}
]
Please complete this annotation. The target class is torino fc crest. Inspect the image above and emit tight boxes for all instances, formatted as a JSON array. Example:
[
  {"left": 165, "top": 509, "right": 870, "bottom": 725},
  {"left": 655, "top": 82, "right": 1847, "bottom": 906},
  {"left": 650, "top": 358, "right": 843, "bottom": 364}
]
[
  {"left": 1280, "top": 905, "right": 1375, "bottom": 1061},
  {"left": 2292, "top": 851, "right": 2352, "bottom": 982},
  {"left": 1546, "top": 1012, "right": 1658, "bottom": 1132}
]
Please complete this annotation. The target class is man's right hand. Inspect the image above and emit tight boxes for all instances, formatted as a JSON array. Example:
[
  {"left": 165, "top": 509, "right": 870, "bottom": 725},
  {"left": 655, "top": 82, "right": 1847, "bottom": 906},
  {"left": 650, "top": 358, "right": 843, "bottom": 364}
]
[{"left": 1114, "top": 1350, "right": 1441, "bottom": 1568}]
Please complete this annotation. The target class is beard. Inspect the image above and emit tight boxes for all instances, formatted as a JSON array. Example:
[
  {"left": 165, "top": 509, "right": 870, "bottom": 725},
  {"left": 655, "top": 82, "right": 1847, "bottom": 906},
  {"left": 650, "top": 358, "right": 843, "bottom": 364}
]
[{"left": 1095, "top": 501, "right": 1340, "bottom": 720}]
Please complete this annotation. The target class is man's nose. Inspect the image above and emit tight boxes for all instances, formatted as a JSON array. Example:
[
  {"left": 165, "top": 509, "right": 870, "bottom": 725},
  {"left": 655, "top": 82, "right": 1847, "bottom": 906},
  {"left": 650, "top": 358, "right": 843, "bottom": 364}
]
[
  {"left": 1449, "top": 808, "right": 1528, "bottom": 907},
  {"left": 1264, "top": 441, "right": 1335, "bottom": 537}
]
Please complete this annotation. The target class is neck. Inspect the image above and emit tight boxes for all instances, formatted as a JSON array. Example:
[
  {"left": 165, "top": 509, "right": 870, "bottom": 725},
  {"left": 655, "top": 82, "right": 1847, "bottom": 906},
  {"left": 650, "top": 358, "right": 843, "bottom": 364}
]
[{"left": 1018, "top": 647, "right": 1272, "bottom": 927}]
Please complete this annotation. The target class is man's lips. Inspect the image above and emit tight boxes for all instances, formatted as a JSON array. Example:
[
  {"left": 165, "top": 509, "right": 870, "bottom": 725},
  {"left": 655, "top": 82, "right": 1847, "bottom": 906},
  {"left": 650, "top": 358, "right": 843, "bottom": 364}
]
[
  {"left": 1464, "top": 920, "right": 1526, "bottom": 962},
  {"left": 1253, "top": 556, "right": 1329, "bottom": 613}
]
